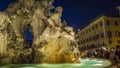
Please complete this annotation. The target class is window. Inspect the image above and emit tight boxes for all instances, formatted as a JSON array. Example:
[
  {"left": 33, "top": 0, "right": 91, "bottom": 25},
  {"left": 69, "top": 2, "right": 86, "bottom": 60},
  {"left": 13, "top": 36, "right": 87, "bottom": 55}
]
[
  {"left": 92, "top": 26, "right": 95, "bottom": 30},
  {"left": 101, "top": 33, "right": 104, "bottom": 38},
  {"left": 100, "top": 22, "right": 103, "bottom": 26},
  {"left": 86, "top": 29, "right": 89, "bottom": 33},
  {"left": 83, "top": 32, "right": 85, "bottom": 35},
  {"left": 96, "top": 34, "right": 99, "bottom": 40},
  {"left": 92, "top": 36, "right": 94, "bottom": 41},
  {"left": 102, "top": 42, "right": 106, "bottom": 47},
  {"left": 89, "top": 28, "right": 91, "bottom": 32},
  {"left": 86, "top": 30, "right": 87, "bottom": 33},
  {"left": 109, "top": 40, "right": 112, "bottom": 44},
  {"left": 115, "top": 21, "right": 119, "bottom": 26},
  {"left": 118, "top": 40, "right": 120, "bottom": 44},
  {"left": 86, "top": 38, "right": 88, "bottom": 42},
  {"left": 106, "top": 21, "right": 110, "bottom": 26},
  {"left": 116, "top": 31, "right": 120, "bottom": 37},
  {"left": 81, "top": 41, "right": 83, "bottom": 44},
  {"left": 93, "top": 36, "right": 96, "bottom": 41},
  {"left": 89, "top": 37, "right": 92, "bottom": 41},
  {"left": 96, "top": 24, "right": 98, "bottom": 29},
  {"left": 107, "top": 31, "right": 112, "bottom": 39},
  {"left": 83, "top": 40, "right": 85, "bottom": 43}
]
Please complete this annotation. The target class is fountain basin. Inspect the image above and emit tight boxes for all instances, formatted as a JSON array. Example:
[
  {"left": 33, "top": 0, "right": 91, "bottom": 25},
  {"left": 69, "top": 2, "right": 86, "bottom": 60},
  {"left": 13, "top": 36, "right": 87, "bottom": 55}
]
[{"left": 0, "top": 58, "right": 112, "bottom": 68}]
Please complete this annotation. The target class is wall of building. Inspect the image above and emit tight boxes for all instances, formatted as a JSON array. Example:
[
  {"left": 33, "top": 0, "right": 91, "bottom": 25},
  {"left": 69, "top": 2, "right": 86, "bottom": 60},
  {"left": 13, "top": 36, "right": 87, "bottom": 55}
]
[
  {"left": 77, "top": 16, "right": 120, "bottom": 51},
  {"left": 104, "top": 16, "right": 120, "bottom": 49}
]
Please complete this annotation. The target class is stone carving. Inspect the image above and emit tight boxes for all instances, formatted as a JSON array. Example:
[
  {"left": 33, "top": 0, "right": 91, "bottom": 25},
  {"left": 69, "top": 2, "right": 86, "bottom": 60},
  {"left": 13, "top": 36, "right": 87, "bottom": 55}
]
[
  {"left": 31, "top": 7, "right": 47, "bottom": 46},
  {"left": 0, "top": 0, "right": 80, "bottom": 64},
  {"left": 0, "top": 12, "right": 10, "bottom": 56},
  {"left": 48, "top": 6, "right": 63, "bottom": 27}
]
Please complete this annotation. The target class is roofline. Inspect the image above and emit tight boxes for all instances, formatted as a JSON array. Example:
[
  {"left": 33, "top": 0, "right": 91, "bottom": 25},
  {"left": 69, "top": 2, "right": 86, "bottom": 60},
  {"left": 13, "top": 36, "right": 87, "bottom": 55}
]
[
  {"left": 80, "top": 15, "right": 105, "bottom": 30},
  {"left": 80, "top": 14, "right": 120, "bottom": 30}
]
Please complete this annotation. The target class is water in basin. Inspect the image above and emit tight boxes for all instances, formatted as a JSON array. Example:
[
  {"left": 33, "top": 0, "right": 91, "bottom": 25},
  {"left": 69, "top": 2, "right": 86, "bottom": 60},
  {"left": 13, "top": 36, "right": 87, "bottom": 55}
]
[{"left": 0, "top": 58, "right": 112, "bottom": 68}]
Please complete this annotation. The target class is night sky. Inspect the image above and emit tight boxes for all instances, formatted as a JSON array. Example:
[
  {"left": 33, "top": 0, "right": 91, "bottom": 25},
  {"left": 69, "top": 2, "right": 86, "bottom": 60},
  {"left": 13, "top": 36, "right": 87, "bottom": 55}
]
[{"left": 0, "top": 0, "right": 120, "bottom": 30}]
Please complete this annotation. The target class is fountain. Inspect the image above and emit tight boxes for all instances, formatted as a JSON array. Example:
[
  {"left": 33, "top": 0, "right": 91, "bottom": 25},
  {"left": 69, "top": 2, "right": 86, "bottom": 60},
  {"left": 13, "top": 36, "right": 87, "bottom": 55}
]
[
  {"left": 0, "top": 0, "right": 80, "bottom": 64},
  {"left": 0, "top": 0, "right": 112, "bottom": 68}
]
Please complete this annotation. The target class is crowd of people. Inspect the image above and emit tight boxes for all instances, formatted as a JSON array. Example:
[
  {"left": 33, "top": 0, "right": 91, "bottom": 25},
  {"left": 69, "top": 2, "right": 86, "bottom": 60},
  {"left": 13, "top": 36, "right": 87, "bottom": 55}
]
[{"left": 80, "top": 45, "right": 120, "bottom": 67}]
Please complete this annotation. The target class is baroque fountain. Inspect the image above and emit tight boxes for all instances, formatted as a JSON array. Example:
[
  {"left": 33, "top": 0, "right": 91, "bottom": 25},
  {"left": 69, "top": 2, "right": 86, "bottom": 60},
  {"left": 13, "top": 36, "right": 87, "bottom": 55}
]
[
  {"left": 0, "top": 0, "right": 80, "bottom": 64},
  {"left": 0, "top": 0, "right": 111, "bottom": 68}
]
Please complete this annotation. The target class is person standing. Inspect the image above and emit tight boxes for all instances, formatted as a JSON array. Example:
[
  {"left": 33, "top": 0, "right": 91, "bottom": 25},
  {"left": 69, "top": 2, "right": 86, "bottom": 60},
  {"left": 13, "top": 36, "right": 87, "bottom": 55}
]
[{"left": 115, "top": 45, "right": 120, "bottom": 67}]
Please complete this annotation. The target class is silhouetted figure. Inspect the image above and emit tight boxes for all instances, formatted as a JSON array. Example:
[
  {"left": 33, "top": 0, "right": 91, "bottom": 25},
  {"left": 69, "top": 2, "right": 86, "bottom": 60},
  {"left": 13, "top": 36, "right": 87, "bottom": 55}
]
[{"left": 115, "top": 45, "right": 120, "bottom": 67}]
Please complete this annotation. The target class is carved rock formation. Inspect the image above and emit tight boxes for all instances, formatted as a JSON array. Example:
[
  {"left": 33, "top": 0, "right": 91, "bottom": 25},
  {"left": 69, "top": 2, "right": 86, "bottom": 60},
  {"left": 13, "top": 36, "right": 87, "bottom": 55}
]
[{"left": 0, "top": 0, "right": 80, "bottom": 64}]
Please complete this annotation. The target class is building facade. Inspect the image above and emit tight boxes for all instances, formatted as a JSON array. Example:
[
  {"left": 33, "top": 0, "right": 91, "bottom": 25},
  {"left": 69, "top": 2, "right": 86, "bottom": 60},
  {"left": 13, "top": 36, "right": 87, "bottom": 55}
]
[{"left": 77, "top": 15, "right": 120, "bottom": 51}]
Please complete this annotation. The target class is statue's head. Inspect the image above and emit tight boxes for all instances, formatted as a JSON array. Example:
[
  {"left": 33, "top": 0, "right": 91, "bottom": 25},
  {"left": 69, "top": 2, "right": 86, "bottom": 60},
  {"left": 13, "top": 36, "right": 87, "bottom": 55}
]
[
  {"left": 18, "top": 0, "right": 34, "bottom": 9},
  {"left": 55, "top": 6, "right": 63, "bottom": 13}
]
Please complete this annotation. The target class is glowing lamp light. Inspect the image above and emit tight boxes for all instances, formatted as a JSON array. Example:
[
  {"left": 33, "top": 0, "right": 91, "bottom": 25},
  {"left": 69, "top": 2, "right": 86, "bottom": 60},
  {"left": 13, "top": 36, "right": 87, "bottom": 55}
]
[{"left": 71, "top": 32, "right": 75, "bottom": 36}]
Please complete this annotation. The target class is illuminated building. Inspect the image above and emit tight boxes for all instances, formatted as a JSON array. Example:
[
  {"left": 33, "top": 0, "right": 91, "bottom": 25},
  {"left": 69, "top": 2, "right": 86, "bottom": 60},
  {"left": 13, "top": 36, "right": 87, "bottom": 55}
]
[{"left": 77, "top": 15, "right": 120, "bottom": 51}]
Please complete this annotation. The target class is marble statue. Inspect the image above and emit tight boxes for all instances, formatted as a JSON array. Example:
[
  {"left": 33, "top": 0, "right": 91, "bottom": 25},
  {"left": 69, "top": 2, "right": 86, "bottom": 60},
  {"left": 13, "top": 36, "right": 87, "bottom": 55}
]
[{"left": 48, "top": 6, "right": 63, "bottom": 27}]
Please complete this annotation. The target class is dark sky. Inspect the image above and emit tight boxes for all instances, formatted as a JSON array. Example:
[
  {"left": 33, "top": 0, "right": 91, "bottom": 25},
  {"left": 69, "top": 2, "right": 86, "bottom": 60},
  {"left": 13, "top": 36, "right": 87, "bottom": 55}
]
[{"left": 0, "top": 0, "right": 120, "bottom": 30}]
